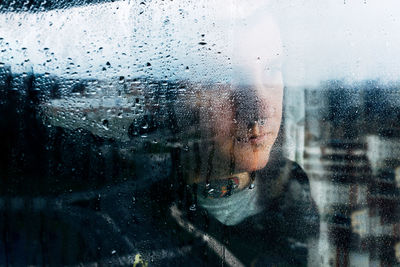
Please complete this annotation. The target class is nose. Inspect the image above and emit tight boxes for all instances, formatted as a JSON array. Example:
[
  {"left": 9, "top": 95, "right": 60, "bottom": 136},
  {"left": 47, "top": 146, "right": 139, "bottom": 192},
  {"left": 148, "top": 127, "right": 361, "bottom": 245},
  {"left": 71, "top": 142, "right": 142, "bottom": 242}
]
[{"left": 248, "top": 121, "right": 261, "bottom": 136}]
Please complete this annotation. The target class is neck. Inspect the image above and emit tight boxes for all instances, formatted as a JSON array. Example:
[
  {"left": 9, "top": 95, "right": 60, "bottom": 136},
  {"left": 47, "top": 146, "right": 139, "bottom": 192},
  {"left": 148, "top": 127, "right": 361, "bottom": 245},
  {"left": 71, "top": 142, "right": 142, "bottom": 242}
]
[{"left": 189, "top": 172, "right": 251, "bottom": 190}]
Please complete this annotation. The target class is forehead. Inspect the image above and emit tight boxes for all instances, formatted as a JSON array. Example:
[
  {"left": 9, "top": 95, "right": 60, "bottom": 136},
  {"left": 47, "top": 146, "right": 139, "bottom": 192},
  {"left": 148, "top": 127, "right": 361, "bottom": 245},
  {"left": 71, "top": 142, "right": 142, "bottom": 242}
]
[
  {"left": 233, "top": 15, "right": 282, "bottom": 64},
  {"left": 229, "top": 15, "right": 283, "bottom": 85},
  {"left": 173, "top": 11, "right": 282, "bottom": 85}
]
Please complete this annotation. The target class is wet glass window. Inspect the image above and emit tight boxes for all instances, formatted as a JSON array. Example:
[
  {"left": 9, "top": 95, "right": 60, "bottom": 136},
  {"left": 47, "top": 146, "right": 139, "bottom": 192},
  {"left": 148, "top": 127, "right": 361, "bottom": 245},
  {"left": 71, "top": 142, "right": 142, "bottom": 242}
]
[{"left": 1, "top": 1, "right": 400, "bottom": 266}]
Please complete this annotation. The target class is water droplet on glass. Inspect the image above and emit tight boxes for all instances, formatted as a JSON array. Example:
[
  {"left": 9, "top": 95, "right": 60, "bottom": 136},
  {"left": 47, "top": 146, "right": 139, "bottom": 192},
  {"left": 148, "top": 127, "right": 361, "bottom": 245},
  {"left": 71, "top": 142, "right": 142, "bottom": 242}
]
[{"left": 102, "top": 119, "right": 109, "bottom": 130}]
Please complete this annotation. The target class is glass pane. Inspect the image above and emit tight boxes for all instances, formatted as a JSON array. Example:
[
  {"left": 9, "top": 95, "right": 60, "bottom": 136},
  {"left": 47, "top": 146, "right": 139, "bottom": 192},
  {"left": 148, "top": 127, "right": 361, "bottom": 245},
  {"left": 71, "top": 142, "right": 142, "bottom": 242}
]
[{"left": 1, "top": 0, "right": 400, "bottom": 266}]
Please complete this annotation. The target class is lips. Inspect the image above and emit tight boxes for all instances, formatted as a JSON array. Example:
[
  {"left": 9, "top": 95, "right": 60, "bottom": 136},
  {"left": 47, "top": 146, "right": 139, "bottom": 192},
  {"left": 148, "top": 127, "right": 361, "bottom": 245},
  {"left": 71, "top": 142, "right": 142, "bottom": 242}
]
[
  {"left": 249, "top": 133, "right": 268, "bottom": 145},
  {"left": 235, "top": 132, "right": 273, "bottom": 145}
]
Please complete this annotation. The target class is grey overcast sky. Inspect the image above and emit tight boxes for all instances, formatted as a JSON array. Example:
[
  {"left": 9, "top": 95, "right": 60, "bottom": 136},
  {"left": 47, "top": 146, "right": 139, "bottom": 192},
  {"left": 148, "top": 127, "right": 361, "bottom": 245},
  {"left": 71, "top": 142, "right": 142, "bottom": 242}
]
[
  {"left": 1, "top": 0, "right": 400, "bottom": 87},
  {"left": 271, "top": 0, "right": 400, "bottom": 86}
]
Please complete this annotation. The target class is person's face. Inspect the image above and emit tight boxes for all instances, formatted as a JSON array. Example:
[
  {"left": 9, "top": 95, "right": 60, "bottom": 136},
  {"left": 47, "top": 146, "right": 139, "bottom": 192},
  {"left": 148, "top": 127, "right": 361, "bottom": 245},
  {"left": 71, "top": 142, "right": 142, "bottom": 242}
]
[{"left": 209, "top": 16, "right": 283, "bottom": 172}]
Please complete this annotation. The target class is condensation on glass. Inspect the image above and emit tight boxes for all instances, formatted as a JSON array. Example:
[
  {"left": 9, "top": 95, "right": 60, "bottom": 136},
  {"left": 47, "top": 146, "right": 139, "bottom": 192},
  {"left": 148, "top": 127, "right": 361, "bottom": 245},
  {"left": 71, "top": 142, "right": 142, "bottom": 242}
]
[{"left": 1, "top": 0, "right": 400, "bottom": 266}]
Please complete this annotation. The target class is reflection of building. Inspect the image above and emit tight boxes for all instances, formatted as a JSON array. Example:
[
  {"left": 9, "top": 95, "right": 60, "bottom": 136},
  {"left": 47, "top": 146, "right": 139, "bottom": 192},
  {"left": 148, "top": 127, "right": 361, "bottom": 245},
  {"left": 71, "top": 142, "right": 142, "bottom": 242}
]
[
  {"left": 351, "top": 209, "right": 369, "bottom": 237},
  {"left": 303, "top": 81, "right": 400, "bottom": 267},
  {"left": 367, "top": 135, "right": 400, "bottom": 176}
]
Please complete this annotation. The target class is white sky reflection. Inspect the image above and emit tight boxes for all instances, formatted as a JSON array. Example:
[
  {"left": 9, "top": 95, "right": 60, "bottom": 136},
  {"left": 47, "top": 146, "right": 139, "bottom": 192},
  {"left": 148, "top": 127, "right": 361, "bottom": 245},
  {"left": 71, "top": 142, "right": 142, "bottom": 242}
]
[{"left": 1, "top": 0, "right": 400, "bottom": 86}]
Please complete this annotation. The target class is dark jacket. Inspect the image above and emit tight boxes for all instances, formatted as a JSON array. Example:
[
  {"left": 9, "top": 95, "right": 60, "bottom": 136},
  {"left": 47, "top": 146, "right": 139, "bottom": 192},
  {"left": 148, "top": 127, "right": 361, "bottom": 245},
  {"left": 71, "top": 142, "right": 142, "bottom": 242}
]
[{"left": 147, "top": 156, "right": 320, "bottom": 266}]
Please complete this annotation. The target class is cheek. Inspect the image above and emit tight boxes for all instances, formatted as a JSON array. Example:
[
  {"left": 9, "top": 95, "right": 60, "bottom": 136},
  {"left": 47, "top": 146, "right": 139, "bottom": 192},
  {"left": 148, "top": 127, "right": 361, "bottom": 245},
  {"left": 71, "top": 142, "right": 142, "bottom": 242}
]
[
  {"left": 214, "top": 116, "right": 232, "bottom": 137},
  {"left": 272, "top": 99, "right": 283, "bottom": 128},
  {"left": 263, "top": 90, "right": 283, "bottom": 132},
  {"left": 210, "top": 102, "right": 234, "bottom": 137},
  {"left": 262, "top": 87, "right": 283, "bottom": 116}
]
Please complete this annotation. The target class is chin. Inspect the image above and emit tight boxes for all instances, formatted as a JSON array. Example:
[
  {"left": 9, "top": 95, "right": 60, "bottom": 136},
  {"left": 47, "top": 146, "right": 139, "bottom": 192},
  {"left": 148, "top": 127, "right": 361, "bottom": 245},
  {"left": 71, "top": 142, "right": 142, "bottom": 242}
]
[
  {"left": 233, "top": 145, "right": 271, "bottom": 172},
  {"left": 216, "top": 135, "right": 277, "bottom": 173}
]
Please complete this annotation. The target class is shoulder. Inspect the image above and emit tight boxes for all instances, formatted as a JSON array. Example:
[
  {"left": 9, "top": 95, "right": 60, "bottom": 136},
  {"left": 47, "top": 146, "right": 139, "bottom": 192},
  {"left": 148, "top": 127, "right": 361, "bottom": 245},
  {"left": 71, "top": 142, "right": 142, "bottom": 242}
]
[
  {"left": 263, "top": 157, "right": 309, "bottom": 183},
  {"left": 258, "top": 157, "right": 320, "bottom": 239},
  {"left": 257, "top": 157, "right": 310, "bottom": 199},
  {"left": 284, "top": 160, "right": 313, "bottom": 203},
  {"left": 263, "top": 157, "right": 315, "bottom": 209},
  {"left": 286, "top": 160, "right": 309, "bottom": 184}
]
